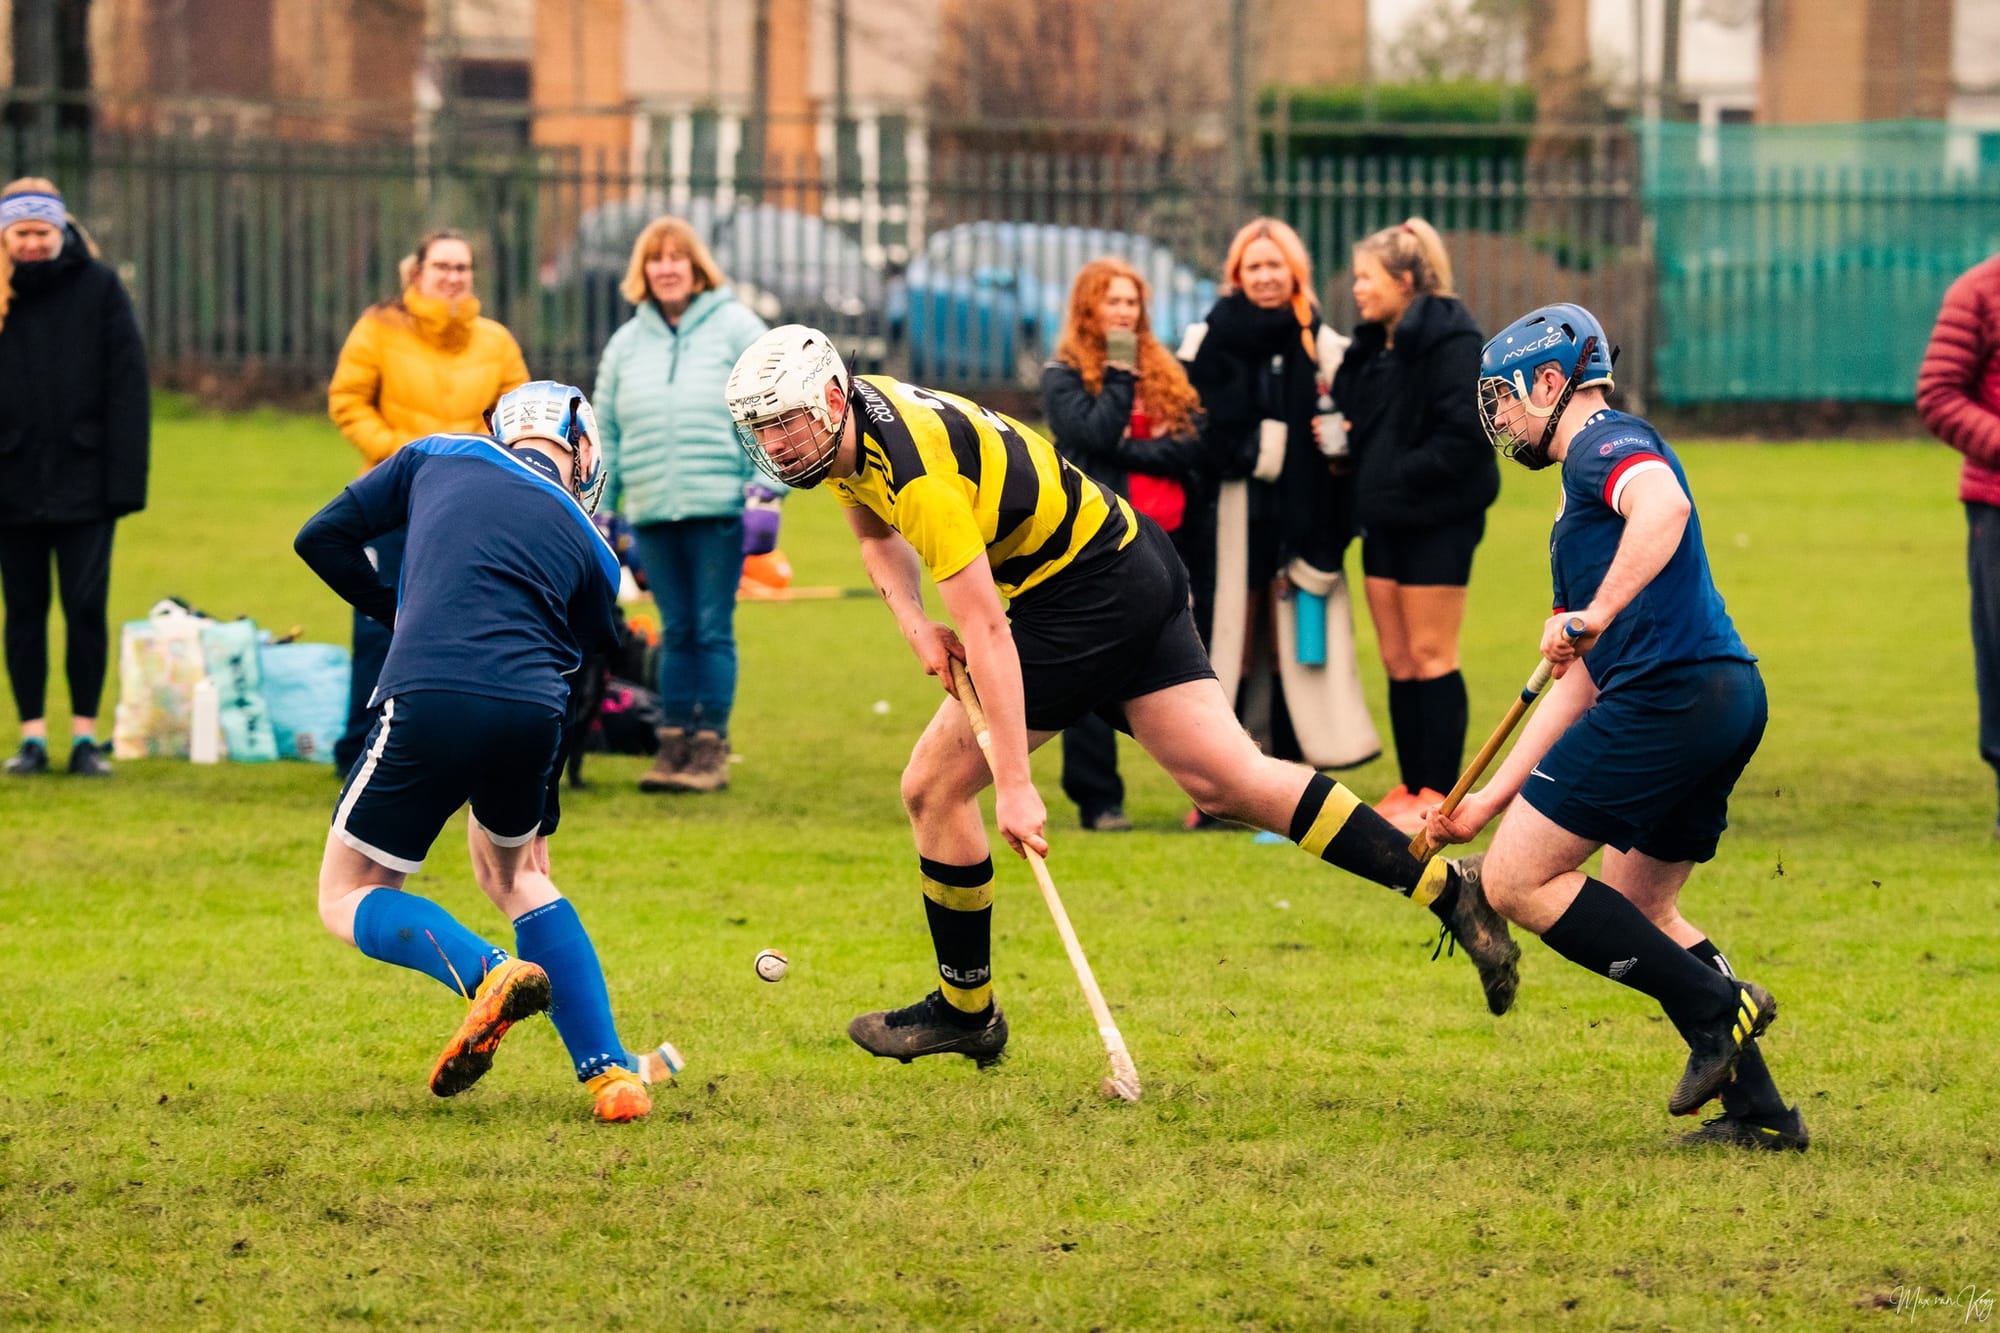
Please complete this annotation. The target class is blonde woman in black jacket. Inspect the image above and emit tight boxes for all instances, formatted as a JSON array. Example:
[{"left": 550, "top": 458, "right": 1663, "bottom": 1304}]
[{"left": 1332, "top": 218, "right": 1497, "bottom": 832}]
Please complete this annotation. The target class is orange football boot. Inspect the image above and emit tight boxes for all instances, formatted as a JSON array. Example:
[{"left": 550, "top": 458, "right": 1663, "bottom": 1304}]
[
  {"left": 428, "top": 958, "right": 551, "bottom": 1097},
  {"left": 586, "top": 1065, "right": 653, "bottom": 1123}
]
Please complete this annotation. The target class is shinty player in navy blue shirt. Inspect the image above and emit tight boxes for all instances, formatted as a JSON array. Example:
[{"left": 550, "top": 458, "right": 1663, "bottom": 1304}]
[
  {"left": 295, "top": 380, "right": 654, "bottom": 1124},
  {"left": 1423, "top": 304, "right": 1806, "bottom": 1152}
]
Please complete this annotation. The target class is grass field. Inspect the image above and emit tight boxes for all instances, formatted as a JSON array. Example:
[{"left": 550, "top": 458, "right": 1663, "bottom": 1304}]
[{"left": 3, "top": 404, "right": 1997, "bottom": 1329}]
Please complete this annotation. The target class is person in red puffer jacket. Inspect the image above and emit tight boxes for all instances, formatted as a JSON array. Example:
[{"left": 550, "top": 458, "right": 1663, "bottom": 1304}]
[{"left": 1918, "top": 254, "right": 2000, "bottom": 834}]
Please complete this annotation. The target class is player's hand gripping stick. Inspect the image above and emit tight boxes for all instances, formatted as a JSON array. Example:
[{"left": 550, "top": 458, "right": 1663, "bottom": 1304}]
[
  {"left": 1409, "top": 617, "right": 1587, "bottom": 863},
  {"left": 947, "top": 658, "right": 1141, "bottom": 1103}
]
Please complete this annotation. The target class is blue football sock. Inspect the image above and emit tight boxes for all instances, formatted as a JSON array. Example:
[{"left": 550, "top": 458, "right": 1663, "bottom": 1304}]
[
  {"left": 352, "top": 888, "right": 508, "bottom": 997},
  {"left": 513, "top": 898, "right": 632, "bottom": 1081}
]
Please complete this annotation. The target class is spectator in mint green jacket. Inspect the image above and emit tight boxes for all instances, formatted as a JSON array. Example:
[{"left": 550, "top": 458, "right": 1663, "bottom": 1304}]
[{"left": 593, "top": 215, "right": 770, "bottom": 794}]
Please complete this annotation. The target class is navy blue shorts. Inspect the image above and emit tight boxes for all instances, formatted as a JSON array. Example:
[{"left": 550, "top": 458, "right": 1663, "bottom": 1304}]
[
  {"left": 1521, "top": 660, "right": 1766, "bottom": 864},
  {"left": 332, "top": 690, "right": 564, "bottom": 874}
]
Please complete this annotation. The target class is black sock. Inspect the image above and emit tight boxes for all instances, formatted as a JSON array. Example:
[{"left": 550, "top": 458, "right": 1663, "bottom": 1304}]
[
  {"left": 1540, "top": 879, "right": 1735, "bottom": 1029},
  {"left": 1690, "top": 939, "right": 1788, "bottom": 1116},
  {"left": 919, "top": 856, "right": 994, "bottom": 1022},
  {"left": 1288, "top": 772, "right": 1453, "bottom": 908},
  {"left": 1408, "top": 672, "right": 1468, "bottom": 795},
  {"left": 1386, "top": 678, "right": 1421, "bottom": 790}
]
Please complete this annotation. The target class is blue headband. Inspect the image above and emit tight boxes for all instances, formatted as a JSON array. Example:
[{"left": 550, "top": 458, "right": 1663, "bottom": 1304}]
[{"left": 0, "top": 193, "right": 66, "bottom": 230}]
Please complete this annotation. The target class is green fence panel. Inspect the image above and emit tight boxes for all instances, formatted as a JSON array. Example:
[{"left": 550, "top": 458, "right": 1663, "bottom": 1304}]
[{"left": 1643, "top": 120, "right": 2000, "bottom": 404}]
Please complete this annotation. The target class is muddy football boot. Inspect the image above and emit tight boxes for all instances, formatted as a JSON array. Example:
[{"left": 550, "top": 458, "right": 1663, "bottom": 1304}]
[
  {"left": 428, "top": 959, "right": 552, "bottom": 1097},
  {"left": 1432, "top": 854, "right": 1521, "bottom": 1016},
  {"left": 848, "top": 990, "right": 1009, "bottom": 1067},
  {"left": 1669, "top": 979, "right": 1776, "bottom": 1117},
  {"left": 1680, "top": 1103, "right": 1809, "bottom": 1153}
]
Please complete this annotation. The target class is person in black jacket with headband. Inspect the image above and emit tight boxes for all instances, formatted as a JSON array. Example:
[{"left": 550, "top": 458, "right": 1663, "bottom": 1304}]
[{"left": 0, "top": 178, "right": 149, "bottom": 779}]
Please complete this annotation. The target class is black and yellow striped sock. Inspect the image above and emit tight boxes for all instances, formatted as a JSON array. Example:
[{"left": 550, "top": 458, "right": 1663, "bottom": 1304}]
[
  {"left": 920, "top": 856, "right": 995, "bottom": 1017},
  {"left": 1287, "top": 772, "right": 1454, "bottom": 911}
]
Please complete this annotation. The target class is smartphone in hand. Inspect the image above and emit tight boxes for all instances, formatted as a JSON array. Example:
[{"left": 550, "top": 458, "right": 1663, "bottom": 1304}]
[{"left": 1105, "top": 327, "right": 1138, "bottom": 370}]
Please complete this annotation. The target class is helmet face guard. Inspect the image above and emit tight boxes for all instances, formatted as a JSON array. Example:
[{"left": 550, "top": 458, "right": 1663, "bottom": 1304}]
[
  {"left": 1478, "top": 304, "right": 1615, "bottom": 471},
  {"left": 733, "top": 403, "right": 845, "bottom": 489},
  {"left": 726, "top": 325, "right": 850, "bottom": 489},
  {"left": 1478, "top": 336, "right": 1598, "bottom": 473}
]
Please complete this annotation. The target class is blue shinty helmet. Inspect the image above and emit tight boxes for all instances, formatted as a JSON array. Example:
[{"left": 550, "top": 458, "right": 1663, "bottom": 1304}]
[
  {"left": 489, "top": 380, "right": 606, "bottom": 513},
  {"left": 1477, "top": 303, "right": 1616, "bottom": 468}
]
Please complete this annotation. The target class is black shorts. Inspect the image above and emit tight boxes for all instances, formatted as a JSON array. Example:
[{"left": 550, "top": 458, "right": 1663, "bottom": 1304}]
[
  {"left": 1360, "top": 516, "right": 1485, "bottom": 587},
  {"left": 1011, "top": 515, "right": 1216, "bottom": 733},
  {"left": 332, "top": 690, "right": 565, "bottom": 874}
]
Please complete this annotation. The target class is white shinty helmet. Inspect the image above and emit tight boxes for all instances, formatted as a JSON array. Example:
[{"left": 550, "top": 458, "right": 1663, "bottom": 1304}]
[
  {"left": 725, "top": 324, "right": 849, "bottom": 488},
  {"left": 489, "top": 379, "right": 606, "bottom": 514}
]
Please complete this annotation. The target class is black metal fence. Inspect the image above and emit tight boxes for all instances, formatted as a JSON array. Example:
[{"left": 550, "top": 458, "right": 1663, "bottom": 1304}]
[{"left": 11, "top": 130, "right": 1651, "bottom": 403}]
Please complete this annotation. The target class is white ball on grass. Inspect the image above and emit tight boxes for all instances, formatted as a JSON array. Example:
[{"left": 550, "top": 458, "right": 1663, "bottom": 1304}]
[{"left": 754, "top": 948, "right": 789, "bottom": 982}]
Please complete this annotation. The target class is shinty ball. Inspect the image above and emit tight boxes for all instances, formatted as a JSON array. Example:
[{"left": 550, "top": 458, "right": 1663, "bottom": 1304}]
[{"left": 754, "top": 948, "right": 789, "bottom": 982}]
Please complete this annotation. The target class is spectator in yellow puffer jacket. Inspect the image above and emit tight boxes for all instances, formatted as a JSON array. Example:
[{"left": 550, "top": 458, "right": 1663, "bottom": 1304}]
[{"left": 326, "top": 228, "right": 529, "bottom": 773}]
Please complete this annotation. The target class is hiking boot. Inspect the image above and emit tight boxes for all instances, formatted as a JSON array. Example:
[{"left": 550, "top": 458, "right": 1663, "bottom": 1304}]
[
  {"left": 428, "top": 959, "right": 551, "bottom": 1097},
  {"left": 676, "top": 729, "right": 730, "bottom": 793},
  {"left": 586, "top": 1065, "right": 653, "bottom": 1123},
  {"left": 638, "top": 726, "right": 692, "bottom": 792},
  {"left": 1432, "top": 853, "right": 1520, "bottom": 1016},
  {"left": 3, "top": 741, "right": 49, "bottom": 776},
  {"left": 1680, "top": 1103, "right": 1809, "bottom": 1153},
  {"left": 1083, "top": 808, "right": 1134, "bottom": 832},
  {"left": 1669, "top": 979, "right": 1777, "bottom": 1116},
  {"left": 848, "top": 990, "right": 1009, "bottom": 1067},
  {"left": 67, "top": 739, "right": 112, "bottom": 777}
]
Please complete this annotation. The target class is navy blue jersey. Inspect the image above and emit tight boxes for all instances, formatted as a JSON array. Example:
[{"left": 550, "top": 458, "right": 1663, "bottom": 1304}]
[
  {"left": 1552, "top": 410, "right": 1752, "bottom": 692},
  {"left": 295, "top": 434, "right": 622, "bottom": 715}
]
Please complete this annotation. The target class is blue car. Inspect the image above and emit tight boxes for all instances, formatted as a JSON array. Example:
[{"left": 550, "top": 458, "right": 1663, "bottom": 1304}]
[{"left": 889, "top": 222, "right": 1219, "bottom": 386}]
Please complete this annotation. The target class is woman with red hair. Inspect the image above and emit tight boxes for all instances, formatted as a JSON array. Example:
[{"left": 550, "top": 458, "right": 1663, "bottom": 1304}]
[
  {"left": 1040, "top": 257, "right": 1209, "bottom": 830},
  {"left": 1182, "top": 218, "right": 1379, "bottom": 817}
]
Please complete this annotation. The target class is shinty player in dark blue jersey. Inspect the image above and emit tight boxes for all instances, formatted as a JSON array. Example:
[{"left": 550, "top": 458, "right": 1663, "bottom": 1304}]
[
  {"left": 294, "top": 380, "right": 653, "bottom": 1124},
  {"left": 727, "top": 325, "right": 1523, "bottom": 1072},
  {"left": 1423, "top": 304, "right": 1805, "bottom": 1150}
]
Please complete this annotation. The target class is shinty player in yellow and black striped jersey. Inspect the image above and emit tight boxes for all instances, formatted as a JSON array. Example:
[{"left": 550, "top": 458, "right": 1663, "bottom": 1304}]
[{"left": 725, "top": 326, "right": 1522, "bottom": 1068}]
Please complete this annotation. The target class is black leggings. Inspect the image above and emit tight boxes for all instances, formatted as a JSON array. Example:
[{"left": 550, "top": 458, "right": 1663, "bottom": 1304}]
[{"left": 0, "top": 520, "right": 116, "bottom": 722}]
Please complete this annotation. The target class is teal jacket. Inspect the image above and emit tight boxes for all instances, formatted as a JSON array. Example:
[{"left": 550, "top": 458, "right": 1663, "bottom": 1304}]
[{"left": 593, "top": 288, "right": 771, "bottom": 524}]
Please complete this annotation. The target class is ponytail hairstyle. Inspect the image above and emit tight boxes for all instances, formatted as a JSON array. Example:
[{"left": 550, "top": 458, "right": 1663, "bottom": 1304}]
[
  {"left": 372, "top": 227, "right": 473, "bottom": 319},
  {"left": 1053, "top": 257, "right": 1203, "bottom": 437},
  {"left": 1221, "top": 216, "right": 1317, "bottom": 357},
  {"left": 1353, "top": 216, "right": 1455, "bottom": 300},
  {"left": 0, "top": 176, "right": 99, "bottom": 334}
]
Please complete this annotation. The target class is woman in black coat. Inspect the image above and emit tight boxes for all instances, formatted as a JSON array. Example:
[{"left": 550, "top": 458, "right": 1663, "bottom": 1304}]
[
  {"left": 1181, "top": 218, "right": 1380, "bottom": 807},
  {"left": 1041, "top": 256, "right": 1208, "bottom": 830},
  {"left": 1331, "top": 217, "right": 1498, "bottom": 831},
  {"left": 0, "top": 178, "right": 149, "bottom": 777}
]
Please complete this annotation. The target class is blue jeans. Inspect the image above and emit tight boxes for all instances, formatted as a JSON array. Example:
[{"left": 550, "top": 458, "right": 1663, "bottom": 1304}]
[
  {"left": 634, "top": 518, "right": 744, "bottom": 736},
  {"left": 1969, "top": 503, "right": 2000, "bottom": 799}
]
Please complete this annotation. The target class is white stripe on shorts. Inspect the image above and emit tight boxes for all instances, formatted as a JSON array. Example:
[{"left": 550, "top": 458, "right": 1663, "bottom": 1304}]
[{"left": 331, "top": 697, "right": 426, "bottom": 875}]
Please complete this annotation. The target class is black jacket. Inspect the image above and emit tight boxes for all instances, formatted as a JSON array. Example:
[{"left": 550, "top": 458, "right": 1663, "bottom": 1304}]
[
  {"left": 1333, "top": 293, "right": 1495, "bottom": 532},
  {"left": 1039, "top": 359, "right": 1207, "bottom": 499},
  {"left": 0, "top": 227, "right": 150, "bottom": 525},
  {"left": 1187, "top": 291, "right": 1349, "bottom": 574}
]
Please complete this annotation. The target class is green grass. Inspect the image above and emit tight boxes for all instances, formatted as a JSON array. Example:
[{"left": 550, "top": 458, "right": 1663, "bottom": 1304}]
[{"left": 2, "top": 408, "right": 1997, "bottom": 1328}]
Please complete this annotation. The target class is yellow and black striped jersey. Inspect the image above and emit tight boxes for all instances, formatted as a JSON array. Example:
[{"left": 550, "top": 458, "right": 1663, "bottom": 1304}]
[{"left": 828, "top": 375, "right": 1138, "bottom": 599}]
